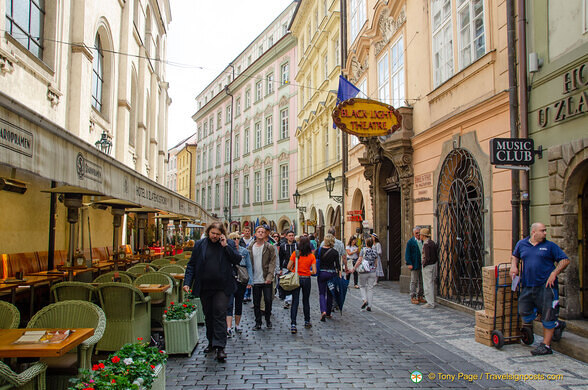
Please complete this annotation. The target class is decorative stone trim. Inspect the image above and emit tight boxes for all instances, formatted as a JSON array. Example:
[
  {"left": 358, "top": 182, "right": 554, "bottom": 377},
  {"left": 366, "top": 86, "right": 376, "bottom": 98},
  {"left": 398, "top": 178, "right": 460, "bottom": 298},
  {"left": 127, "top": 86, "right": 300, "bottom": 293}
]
[
  {"left": 47, "top": 84, "right": 61, "bottom": 107},
  {"left": 0, "top": 53, "right": 15, "bottom": 75}
]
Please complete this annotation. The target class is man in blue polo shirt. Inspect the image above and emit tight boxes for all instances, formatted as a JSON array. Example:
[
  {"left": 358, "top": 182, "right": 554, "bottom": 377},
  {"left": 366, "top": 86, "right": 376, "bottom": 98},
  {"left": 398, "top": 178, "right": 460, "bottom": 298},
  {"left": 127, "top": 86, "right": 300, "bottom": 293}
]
[{"left": 510, "top": 222, "right": 570, "bottom": 355}]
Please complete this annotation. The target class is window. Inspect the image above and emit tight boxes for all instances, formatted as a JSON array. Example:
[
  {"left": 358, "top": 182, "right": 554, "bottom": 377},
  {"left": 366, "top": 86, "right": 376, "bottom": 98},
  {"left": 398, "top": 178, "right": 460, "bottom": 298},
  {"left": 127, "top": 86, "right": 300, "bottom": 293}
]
[
  {"left": 203, "top": 122, "right": 208, "bottom": 137},
  {"left": 307, "top": 22, "right": 312, "bottom": 46},
  {"left": 280, "top": 108, "right": 289, "bottom": 139},
  {"left": 244, "top": 127, "right": 250, "bottom": 153},
  {"left": 226, "top": 105, "right": 231, "bottom": 123},
  {"left": 308, "top": 139, "right": 313, "bottom": 175},
  {"left": 202, "top": 149, "right": 207, "bottom": 171},
  {"left": 217, "top": 111, "right": 222, "bottom": 128},
  {"left": 245, "top": 89, "right": 251, "bottom": 108},
  {"left": 336, "top": 129, "right": 341, "bottom": 160},
  {"left": 432, "top": 0, "right": 454, "bottom": 87},
  {"left": 254, "top": 172, "right": 261, "bottom": 203},
  {"left": 6, "top": 0, "right": 45, "bottom": 58},
  {"left": 315, "top": 7, "right": 319, "bottom": 29},
  {"left": 244, "top": 174, "right": 250, "bottom": 204},
  {"left": 207, "top": 185, "right": 212, "bottom": 209},
  {"left": 235, "top": 97, "right": 241, "bottom": 116},
  {"left": 196, "top": 189, "right": 200, "bottom": 204},
  {"left": 233, "top": 178, "right": 239, "bottom": 206},
  {"left": 350, "top": 0, "right": 366, "bottom": 43},
  {"left": 457, "top": 0, "right": 485, "bottom": 70},
  {"left": 234, "top": 134, "right": 240, "bottom": 157},
  {"left": 281, "top": 63, "right": 289, "bottom": 85},
  {"left": 391, "top": 37, "right": 405, "bottom": 107},
  {"left": 209, "top": 117, "right": 214, "bottom": 133},
  {"left": 334, "top": 38, "right": 340, "bottom": 67},
  {"left": 265, "top": 116, "right": 273, "bottom": 145},
  {"left": 280, "top": 165, "right": 289, "bottom": 199},
  {"left": 256, "top": 81, "right": 263, "bottom": 101},
  {"left": 224, "top": 181, "right": 229, "bottom": 207},
  {"left": 324, "top": 53, "right": 329, "bottom": 79},
  {"left": 208, "top": 145, "right": 213, "bottom": 169},
  {"left": 324, "top": 0, "right": 328, "bottom": 17},
  {"left": 201, "top": 187, "right": 206, "bottom": 207},
  {"left": 378, "top": 53, "right": 390, "bottom": 103},
  {"left": 306, "top": 76, "right": 312, "bottom": 101},
  {"left": 196, "top": 153, "right": 201, "bottom": 174},
  {"left": 255, "top": 122, "right": 262, "bottom": 149},
  {"left": 225, "top": 140, "right": 230, "bottom": 163},
  {"left": 198, "top": 126, "right": 202, "bottom": 140},
  {"left": 283, "top": 23, "right": 288, "bottom": 35},
  {"left": 258, "top": 45, "right": 263, "bottom": 56},
  {"left": 268, "top": 35, "right": 273, "bottom": 47},
  {"left": 265, "top": 168, "right": 273, "bottom": 201},
  {"left": 216, "top": 144, "right": 221, "bottom": 167},
  {"left": 266, "top": 73, "right": 274, "bottom": 95},
  {"left": 215, "top": 183, "right": 220, "bottom": 209},
  {"left": 247, "top": 55, "right": 252, "bottom": 66},
  {"left": 91, "top": 35, "right": 104, "bottom": 111}
]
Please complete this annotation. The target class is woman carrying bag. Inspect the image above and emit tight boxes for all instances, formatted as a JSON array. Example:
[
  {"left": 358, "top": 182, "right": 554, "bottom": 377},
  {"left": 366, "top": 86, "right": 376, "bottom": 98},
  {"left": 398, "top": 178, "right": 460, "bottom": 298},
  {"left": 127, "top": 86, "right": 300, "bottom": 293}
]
[
  {"left": 353, "top": 236, "right": 379, "bottom": 312},
  {"left": 287, "top": 236, "right": 316, "bottom": 334}
]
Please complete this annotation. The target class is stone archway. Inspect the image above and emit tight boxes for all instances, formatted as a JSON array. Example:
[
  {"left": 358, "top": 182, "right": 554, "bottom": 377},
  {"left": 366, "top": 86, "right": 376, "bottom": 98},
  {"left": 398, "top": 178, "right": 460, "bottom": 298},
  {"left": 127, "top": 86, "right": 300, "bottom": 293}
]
[{"left": 548, "top": 137, "right": 588, "bottom": 319}]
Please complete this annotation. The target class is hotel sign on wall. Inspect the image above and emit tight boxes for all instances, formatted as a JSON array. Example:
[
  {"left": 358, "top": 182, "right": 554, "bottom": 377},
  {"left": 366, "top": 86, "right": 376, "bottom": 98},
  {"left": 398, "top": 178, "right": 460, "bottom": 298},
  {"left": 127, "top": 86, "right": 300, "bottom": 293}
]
[{"left": 332, "top": 98, "right": 402, "bottom": 137}]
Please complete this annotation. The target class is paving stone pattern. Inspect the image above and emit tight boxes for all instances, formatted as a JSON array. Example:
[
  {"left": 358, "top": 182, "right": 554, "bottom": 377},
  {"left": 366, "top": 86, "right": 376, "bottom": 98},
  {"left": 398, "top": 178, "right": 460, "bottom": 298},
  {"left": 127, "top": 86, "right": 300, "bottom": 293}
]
[{"left": 166, "top": 281, "right": 588, "bottom": 389}]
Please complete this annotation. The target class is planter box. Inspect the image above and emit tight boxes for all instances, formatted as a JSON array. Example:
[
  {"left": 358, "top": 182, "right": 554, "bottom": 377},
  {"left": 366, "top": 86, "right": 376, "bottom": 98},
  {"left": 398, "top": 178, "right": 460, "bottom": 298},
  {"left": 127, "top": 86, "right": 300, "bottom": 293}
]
[
  {"left": 134, "top": 363, "right": 166, "bottom": 390},
  {"left": 163, "top": 311, "right": 199, "bottom": 356},
  {"left": 185, "top": 297, "right": 205, "bottom": 324}
]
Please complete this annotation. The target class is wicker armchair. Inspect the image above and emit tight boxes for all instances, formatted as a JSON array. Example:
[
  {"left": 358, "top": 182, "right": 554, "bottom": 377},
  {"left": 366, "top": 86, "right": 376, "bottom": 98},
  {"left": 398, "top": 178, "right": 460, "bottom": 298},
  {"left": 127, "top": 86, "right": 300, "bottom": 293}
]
[
  {"left": 175, "top": 259, "right": 189, "bottom": 267},
  {"left": 157, "top": 265, "right": 185, "bottom": 302},
  {"left": 0, "top": 361, "right": 47, "bottom": 390},
  {"left": 50, "top": 282, "right": 95, "bottom": 302},
  {"left": 96, "top": 283, "right": 151, "bottom": 353},
  {"left": 0, "top": 300, "right": 20, "bottom": 329},
  {"left": 133, "top": 273, "right": 174, "bottom": 325},
  {"left": 150, "top": 258, "right": 171, "bottom": 267},
  {"left": 126, "top": 264, "right": 156, "bottom": 278},
  {"left": 27, "top": 301, "right": 106, "bottom": 371},
  {"left": 93, "top": 271, "right": 133, "bottom": 284}
]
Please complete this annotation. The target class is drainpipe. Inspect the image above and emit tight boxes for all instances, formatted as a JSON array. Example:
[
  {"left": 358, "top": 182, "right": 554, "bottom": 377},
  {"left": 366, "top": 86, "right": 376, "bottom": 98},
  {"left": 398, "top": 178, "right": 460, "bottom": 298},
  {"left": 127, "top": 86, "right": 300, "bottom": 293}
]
[
  {"left": 507, "top": 0, "right": 521, "bottom": 249},
  {"left": 518, "top": 0, "right": 530, "bottom": 236},
  {"left": 340, "top": 0, "right": 348, "bottom": 241}
]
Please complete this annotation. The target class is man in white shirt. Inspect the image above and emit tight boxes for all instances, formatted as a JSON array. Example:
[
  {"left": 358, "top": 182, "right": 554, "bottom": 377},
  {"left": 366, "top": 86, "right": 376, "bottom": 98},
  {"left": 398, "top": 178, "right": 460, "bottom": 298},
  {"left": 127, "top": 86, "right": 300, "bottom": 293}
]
[{"left": 247, "top": 225, "right": 277, "bottom": 330}]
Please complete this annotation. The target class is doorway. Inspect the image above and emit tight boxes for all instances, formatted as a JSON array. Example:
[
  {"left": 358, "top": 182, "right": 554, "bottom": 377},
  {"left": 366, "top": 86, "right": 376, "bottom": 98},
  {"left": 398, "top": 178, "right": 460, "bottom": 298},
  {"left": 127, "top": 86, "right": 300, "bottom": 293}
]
[{"left": 387, "top": 190, "right": 401, "bottom": 280}]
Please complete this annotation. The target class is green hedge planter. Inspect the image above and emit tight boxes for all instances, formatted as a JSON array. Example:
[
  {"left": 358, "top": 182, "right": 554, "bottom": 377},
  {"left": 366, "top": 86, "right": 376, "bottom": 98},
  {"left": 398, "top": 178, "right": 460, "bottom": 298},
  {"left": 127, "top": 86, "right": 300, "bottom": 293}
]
[
  {"left": 185, "top": 297, "right": 205, "bottom": 324},
  {"left": 134, "top": 363, "right": 166, "bottom": 390},
  {"left": 163, "top": 311, "right": 199, "bottom": 356}
]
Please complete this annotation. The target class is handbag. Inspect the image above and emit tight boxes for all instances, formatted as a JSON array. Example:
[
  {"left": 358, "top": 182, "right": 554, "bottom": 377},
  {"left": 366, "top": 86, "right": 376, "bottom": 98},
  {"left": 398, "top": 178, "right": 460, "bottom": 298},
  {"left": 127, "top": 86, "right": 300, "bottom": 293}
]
[
  {"left": 236, "top": 265, "right": 249, "bottom": 284},
  {"left": 356, "top": 259, "right": 371, "bottom": 273},
  {"left": 279, "top": 250, "right": 300, "bottom": 291}
]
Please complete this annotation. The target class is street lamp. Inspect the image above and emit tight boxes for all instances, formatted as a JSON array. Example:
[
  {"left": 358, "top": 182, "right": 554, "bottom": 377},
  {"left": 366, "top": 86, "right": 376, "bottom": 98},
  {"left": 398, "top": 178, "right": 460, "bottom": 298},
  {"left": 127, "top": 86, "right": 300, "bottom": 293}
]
[
  {"left": 324, "top": 171, "right": 343, "bottom": 203},
  {"left": 95, "top": 130, "right": 112, "bottom": 155}
]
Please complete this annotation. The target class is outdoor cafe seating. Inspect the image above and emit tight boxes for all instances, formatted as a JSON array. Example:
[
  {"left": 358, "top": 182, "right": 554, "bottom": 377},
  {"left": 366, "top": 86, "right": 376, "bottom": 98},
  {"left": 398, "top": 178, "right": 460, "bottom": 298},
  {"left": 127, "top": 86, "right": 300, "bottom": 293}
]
[
  {"left": 126, "top": 264, "right": 157, "bottom": 277},
  {"left": 133, "top": 273, "right": 174, "bottom": 326},
  {"left": 0, "top": 301, "right": 20, "bottom": 329},
  {"left": 50, "top": 281, "right": 96, "bottom": 303},
  {"left": 93, "top": 271, "right": 133, "bottom": 284},
  {"left": 0, "top": 360, "right": 47, "bottom": 390}
]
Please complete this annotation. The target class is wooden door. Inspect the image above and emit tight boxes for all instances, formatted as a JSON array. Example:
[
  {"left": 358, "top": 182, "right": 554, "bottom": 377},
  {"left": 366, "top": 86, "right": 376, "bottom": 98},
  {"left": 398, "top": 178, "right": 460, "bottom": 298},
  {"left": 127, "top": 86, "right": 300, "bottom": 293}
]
[{"left": 387, "top": 190, "right": 402, "bottom": 280}]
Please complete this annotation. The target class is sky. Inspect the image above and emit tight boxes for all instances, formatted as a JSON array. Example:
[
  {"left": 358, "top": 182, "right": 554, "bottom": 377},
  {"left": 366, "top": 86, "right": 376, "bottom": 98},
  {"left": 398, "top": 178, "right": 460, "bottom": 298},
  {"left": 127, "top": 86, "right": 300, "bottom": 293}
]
[{"left": 166, "top": 0, "right": 294, "bottom": 148}]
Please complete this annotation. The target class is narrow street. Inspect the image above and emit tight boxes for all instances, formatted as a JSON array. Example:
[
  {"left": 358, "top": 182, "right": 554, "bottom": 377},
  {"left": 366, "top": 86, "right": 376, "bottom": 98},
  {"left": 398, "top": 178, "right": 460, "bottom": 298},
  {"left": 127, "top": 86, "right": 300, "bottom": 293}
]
[{"left": 166, "top": 282, "right": 588, "bottom": 389}]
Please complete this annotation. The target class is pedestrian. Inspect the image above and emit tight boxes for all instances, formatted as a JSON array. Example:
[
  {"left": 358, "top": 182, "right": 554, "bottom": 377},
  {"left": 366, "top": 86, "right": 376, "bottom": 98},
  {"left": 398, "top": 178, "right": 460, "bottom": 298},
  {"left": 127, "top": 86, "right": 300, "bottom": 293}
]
[
  {"left": 247, "top": 224, "right": 277, "bottom": 330},
  {"left": 239, "top": 226, "right": 255, "bottom": 302},
  {"left": 353, "top": 236, "right": 378, "bottom": 311},
  {"left": 316, "top": 234, "right": 341, "bottom": 322},
  {"left": 287, "top": 235, "right": 317, "bottom": 333},
  {"left": 372, "top": 233, "right": 384, "bottom": 283},
  {"left": 405, "top": 226, "right": 425, "bottom": 305},
  {"left": 420, "top": 228, "right": 438, "bottom": 309},
  {"left": 226, "top": 232, "right": 253, "bottom": 336},
  {"left": 309, "top": 233, "right": 318, "bottom": 252},
  {"left": 510, "top": 222, "right": 569, "bottom": 355},
  {"left": 278, "top": 231, "right": 297, "bottom": 308},
  {"left": 320, "top": 227, "right": 347, "bottom": 276},
  {"left": 183, "top": 222, "right": 241, "bottom": 361},
  {"left": 346, "top": 236, "right": 360, "bottom": 289}
]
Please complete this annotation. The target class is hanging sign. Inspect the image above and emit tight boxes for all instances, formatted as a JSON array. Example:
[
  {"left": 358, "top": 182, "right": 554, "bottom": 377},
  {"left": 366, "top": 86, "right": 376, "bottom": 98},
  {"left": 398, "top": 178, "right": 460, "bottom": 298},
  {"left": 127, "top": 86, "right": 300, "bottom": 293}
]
[
  {"left": 332, "top": 98, "right": 402, "bottom": 137},
  {"left": 490, "top": 138, "right": 536, "bottom": 165}
]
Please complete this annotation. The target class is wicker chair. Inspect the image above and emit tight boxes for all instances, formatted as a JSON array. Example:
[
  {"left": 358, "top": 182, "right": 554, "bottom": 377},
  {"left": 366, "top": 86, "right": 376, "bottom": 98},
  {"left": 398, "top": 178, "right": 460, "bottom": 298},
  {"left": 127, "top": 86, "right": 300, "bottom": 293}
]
[
  {"left": 150, "top": 258, "right": 171, "bottom": 267},
  {"left": 157, "top": 265, "right": 185, "bottom": 302},
  {"left": 0, "top": 300, "right": 20, "bottom": 329},
  {"left": 50, "top": 282, "right": 95, "bottom": 302},
  {"left": 126, "top": 264, "right": 156, "bottom": 278},
  {"left": 133, "top": 273, "right": 174, "bottom": 325},
  {"left": 95, "top": 283, "right": 151, "bottom": 353},
  {"left": 0, "top": 361, "right": 47, "bottom": 390},
  {"left": 93, "top": 271, "right": 133, "bottom": 284},
  {"left": 175, "top": 259, "right": 189, "bottom": 267}
]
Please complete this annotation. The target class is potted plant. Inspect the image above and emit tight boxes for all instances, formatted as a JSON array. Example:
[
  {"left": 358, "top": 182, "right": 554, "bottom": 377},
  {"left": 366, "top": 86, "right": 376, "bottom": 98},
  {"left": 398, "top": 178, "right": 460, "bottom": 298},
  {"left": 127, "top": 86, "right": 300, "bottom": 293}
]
[
  {"left": 68, "top": 338, "right": 167, "bottom": 390},
  {"left": 184, "top": 290, "right": 205, "bottom": 324},
  {"left": 162, "top": 301, "right": 199, "bottom": 357}
]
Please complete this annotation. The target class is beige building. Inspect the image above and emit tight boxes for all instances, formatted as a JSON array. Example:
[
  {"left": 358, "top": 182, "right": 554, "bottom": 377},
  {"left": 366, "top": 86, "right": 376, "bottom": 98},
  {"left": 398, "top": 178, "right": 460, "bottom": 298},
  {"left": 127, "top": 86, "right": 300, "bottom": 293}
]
[
  {"left": 0, "top": 0, "right": 210, "bottom": 257},
  {"left": 343, "top": 0, "right": 513, "bottom": 308},
  {"left": 291, "top": 0, "right": 345, "bottom": 239}
]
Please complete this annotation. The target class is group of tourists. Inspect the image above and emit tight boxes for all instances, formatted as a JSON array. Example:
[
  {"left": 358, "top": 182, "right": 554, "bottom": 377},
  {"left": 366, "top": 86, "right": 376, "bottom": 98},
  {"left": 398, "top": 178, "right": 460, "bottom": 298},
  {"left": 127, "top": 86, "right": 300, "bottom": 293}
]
[{"left": 183, "top": 222, "right": 384, "bottom": 361}]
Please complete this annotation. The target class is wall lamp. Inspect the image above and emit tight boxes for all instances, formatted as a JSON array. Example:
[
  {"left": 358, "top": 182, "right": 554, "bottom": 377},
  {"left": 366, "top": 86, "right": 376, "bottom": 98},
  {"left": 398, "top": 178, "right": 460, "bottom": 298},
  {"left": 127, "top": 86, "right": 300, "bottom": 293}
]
[{"left": 0, "top": 177, "right": 27, "bottom": 194}]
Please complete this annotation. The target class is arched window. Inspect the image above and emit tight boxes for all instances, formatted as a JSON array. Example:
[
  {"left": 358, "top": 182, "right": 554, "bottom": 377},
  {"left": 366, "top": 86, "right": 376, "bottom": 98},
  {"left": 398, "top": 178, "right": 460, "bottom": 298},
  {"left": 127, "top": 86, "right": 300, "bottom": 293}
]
[{"left": 91, "top": 34, "right": 104, "bottom": 111}]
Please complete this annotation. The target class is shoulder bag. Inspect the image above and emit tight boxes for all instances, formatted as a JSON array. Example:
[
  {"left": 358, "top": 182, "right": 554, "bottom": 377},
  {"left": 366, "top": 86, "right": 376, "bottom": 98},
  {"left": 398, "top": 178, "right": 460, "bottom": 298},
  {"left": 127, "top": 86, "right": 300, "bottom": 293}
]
[
  {"left": 279, "top": 250, "right": 300, "bottom": 291},
  {"left": 236, "top": 265, "right": 249, "bottom": 284}
]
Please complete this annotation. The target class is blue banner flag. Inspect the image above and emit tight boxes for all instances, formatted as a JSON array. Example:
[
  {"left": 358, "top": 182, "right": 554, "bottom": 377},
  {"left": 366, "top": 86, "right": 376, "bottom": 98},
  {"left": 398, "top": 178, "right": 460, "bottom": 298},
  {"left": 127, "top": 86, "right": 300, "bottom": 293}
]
[{"left": 334, "top": 75, "right": 360, "bottom": 128}]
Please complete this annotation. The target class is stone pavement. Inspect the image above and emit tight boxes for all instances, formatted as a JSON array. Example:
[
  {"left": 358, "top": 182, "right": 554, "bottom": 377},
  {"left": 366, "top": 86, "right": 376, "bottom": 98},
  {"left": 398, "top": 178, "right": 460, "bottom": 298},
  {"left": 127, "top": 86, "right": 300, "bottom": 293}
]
[{"left": 165, "top": 281, "right": 588, "bottom": 389}]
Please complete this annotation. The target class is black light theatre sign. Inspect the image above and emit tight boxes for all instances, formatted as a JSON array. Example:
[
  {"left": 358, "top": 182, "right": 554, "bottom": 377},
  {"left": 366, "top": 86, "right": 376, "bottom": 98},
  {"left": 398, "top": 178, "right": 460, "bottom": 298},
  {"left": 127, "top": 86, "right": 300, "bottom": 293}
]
[{"left": 490, "top": 138, "right": 535, "bottom": 166}]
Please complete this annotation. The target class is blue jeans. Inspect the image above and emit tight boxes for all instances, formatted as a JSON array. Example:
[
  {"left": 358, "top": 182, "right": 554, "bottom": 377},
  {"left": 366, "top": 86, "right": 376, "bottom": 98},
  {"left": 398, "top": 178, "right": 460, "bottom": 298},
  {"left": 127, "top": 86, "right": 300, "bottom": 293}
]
[
  {"left": 290, "top": 277, "right": 311, "bottom": 325},
  {"left": 318, "top": 271, "right": 336, "bottom": 315}
]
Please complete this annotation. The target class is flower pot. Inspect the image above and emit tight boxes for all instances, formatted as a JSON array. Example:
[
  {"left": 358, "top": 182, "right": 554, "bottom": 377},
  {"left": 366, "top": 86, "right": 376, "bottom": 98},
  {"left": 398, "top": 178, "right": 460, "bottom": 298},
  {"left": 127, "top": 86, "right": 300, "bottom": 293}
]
[
  {"left": 163, "top": 311, "right": 199, "bottom": 356},
  {"left": 185, "top": 297, "right": 205, "bottom": 324},
  {"left": 134, "top": 363, "right": 166, "bottom": 390}
]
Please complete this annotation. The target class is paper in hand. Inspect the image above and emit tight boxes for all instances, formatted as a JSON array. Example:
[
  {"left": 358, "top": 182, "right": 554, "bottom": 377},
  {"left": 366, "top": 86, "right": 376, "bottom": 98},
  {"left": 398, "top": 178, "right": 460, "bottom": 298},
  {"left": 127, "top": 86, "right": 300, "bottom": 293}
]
[{"left": 511, "top": 275, "right": 520, "bottom": 291}]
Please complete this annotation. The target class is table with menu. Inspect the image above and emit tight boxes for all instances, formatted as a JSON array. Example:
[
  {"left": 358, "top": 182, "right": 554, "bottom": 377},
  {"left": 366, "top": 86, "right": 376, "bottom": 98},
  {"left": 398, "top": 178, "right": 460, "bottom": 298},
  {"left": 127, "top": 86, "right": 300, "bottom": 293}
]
[{"left": 0, "top": 328, "right": 95, "bottom": 358}]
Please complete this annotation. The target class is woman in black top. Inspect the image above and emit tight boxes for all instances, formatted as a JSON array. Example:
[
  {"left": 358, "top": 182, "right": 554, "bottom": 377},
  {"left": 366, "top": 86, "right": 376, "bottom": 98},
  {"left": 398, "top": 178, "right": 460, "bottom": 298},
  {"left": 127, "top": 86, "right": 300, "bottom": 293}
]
[
  {"left": 316, "top": 234, "right": 341, "bottom": 322},
  {"left": 183, "top": 222, "right": 241, "bottom": 361}
]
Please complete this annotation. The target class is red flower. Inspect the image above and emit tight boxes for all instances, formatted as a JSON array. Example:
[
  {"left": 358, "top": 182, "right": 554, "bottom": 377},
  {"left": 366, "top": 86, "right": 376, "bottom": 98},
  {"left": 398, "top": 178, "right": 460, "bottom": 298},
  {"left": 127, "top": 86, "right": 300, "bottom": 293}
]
[
  {"left": 170, "top": 302, "right": 175, "bottom": 305},
  {"left": 159, "top": 350, "right": 164, "bottom": 354},
  {"left": 98, "top": 363, "right": 105, "bottom": 369},
  {"left": 111, "top": 379, "right": 116, "bottom": 384},
  {"left": 164, "top": 310, "right": 167, "bottom": 314},
  {"left": 137, "top": 337, "right": 143, "bottom": 341},
  {"left": 150, "top": 364, "right": 155, "bottom": 369},
  {"left": 182, "top": 304, "right": 187, "bottom": 308},
  {"left": 92, "top": 364, "right": 99, "bottom": 371},
  {"left": 111, "top": 356, "right": 120, "bottom": 363}
]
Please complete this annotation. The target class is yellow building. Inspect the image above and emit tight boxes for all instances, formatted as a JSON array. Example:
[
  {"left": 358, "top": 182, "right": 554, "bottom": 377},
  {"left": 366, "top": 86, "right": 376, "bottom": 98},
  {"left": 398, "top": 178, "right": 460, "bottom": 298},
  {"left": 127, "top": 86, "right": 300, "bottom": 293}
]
[
  {"left": 176, "top": 141, "right": 197, "bottom": 200},
  {"left": 343, "top": 0, "right": 513, "bottom": 309},
  {"left": 291, "top": 0, "right": 344, "bottom": 238}
]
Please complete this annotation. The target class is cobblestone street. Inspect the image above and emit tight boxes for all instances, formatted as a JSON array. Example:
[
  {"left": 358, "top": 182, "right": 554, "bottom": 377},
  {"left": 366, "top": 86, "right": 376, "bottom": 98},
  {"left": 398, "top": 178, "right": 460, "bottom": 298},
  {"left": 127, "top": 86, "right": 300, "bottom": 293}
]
[{"left": 165, "top": 281, "right": 588, "bottom": 389}]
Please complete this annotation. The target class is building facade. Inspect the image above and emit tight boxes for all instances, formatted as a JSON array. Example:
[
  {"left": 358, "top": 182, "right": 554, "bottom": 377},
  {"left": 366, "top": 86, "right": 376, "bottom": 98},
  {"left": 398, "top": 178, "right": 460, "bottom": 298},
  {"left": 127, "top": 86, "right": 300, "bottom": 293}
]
[
  {"left": 0, "top": 0, "right": 209, "bottom": 256},
  {"left": 192, "top": 2, "right": 298, "bottom": 233},
  {"left": 343, "top": 0, "right": 514, "bottom": 309},
  {"left": 526, "top": 0, "right": 588, "bottom": 319},
  {"left": 291, "top": 0, "right": 344, "bottom": 239}
]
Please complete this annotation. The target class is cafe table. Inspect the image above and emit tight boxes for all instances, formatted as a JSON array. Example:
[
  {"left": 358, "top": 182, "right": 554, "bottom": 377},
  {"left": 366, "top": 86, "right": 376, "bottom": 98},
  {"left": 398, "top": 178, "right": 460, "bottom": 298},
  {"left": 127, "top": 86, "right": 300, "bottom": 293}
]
[
  {"left": 0, "top": 328, "right": 94, "bottom": 358},
  {"left": 0, "top": 275, "right": 63, "bottom": 318},
  {"left": 136, "top": 284, "right": 171, "bottom": 293}
]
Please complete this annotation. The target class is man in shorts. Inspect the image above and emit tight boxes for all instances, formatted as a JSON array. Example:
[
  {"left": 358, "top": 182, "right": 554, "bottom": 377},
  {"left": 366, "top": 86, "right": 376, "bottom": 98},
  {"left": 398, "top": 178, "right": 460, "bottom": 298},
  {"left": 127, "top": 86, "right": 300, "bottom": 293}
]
[{"left": 510, "top": 222, "right": 570, "bottom": 355}]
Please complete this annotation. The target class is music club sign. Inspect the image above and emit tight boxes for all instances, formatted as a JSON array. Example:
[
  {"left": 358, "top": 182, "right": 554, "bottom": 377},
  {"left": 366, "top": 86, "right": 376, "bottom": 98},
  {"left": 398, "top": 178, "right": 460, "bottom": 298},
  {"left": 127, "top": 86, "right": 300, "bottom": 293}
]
[{"left": 490, "top": 138, "right": 536, "bottom": 166}]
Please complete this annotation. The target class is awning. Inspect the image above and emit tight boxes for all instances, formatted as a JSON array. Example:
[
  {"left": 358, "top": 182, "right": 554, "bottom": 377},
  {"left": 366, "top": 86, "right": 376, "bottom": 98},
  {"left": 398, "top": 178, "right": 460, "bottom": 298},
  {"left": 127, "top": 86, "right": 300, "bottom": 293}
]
[{"left": 0, "top": 91, "right": 214, "bottom": 221}]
